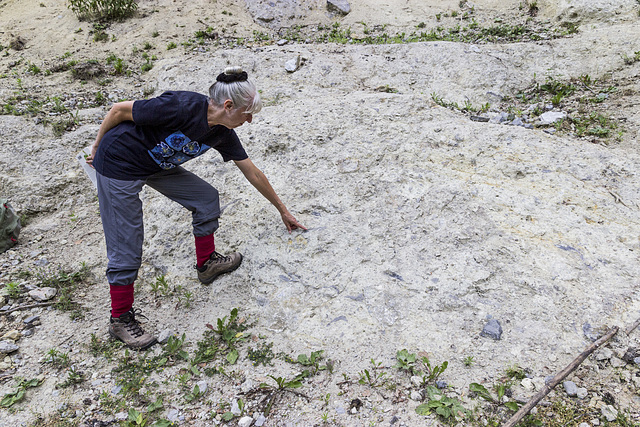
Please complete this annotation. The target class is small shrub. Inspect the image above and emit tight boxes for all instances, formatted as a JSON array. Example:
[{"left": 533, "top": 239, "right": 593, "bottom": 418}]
[{"left": 68, "top": 0, "right": 138, "bottom": 22}]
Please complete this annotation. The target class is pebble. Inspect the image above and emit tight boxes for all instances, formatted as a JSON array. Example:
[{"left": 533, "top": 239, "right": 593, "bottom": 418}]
[
  {"left": 576, "top": 387, "right": 588, "bottom": 399},
  {"left": 538, "top": 111, "right": 566, "bottom": 125},
  {"left": 579, "top": 423, "right": 590, "bottom": 427},
  {"left": 410, "top": 390, "right": 422, "bottom": 401},
  {"left": 634, "top": 357, "right": 640, "bottom": 365},
  {"left": 470, "top": 115, "right": 490, "bottom": 122},
  {"left": 276, "top": 39, "right": 288, "bottom": 46},
  {"left": 24, "top": 315, "right": 40, "bottom": 325},
  {"left": 480, "top": 319, "right": 503, "bottom": 340},
  {"left": 29, "top": 287, "right": 57, "bottom": 302},
  {"left": 0, "top": 340, "right": 19, "bottom": 354},
  {"left": 521, "top": 378, "right": 535, "bottom": 391},
  {"left": 335, "top": 406, "right": 346, "bottom": 414},
  {"left": 231, "top": 399, "right": 242, "bottom": 416},
  {"left": 410, "top": 376, "right": 422, "bottom": 387},
  {"left": 254, "top": 414, "right": 266, "bottom": 426},
  {"left": 241, "top": 378, "right": 255, "bottom": 393},
  {"left": 196, "top": 380, "right": 208, "bottom": 394},
  {"left": 601, "top": 404, "right": 618, "bottom": 421},
  {"left": 510, "top": 117, "right": 524, "bottom": 126},
  {"left": 563, "top": 381, "right": 578, "bottom": 397},
  {"left": 327, "top": 0, "right": 351, "bottom": 15},
  {"left": 115, "top": 412, "right": 128, "bottom": 421},
  {"left": 595, "top": 348, "right": 613, "bottom": 361},
  {"left": 238, "top": 416, "right": 253, "bottom": 427},
  {"left": 167, "top": 409, "right": 183, "bottom": 422},
  {"left": 2, "top": 330, "right": 22, "bottom": 341},
  {"left": 157, "top": 330, "right": 174, "bottom": 344},
  {"left": 435, "top": 380, "right": 448, "bottom": 389},
  {"left": 285, "top": 55, "right": 301, "bottom": 73},
  {"left": 610, "top": 357, "right": 625, "bottom": 368}
]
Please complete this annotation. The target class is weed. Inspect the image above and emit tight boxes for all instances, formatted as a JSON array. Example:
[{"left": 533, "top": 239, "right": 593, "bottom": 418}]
[
  {"left": 416, "top": 385, "right": 468, "bottom": 423},
  {"left": 184, "top": 383, "right": 205, "bottom": 403},
  {"left": 358, "top": 358, "right": 388, "bottom": 387},
  {"left": 141, "top": 52, "right": 156, "bottom": 72},
  {"left": 469, "top": 382, "right": 520, "bottom": 411},
  {"left": 206, "top": 307, "right": 251, "bottom": 364},
  {"left": 191, "top": 329, "right": 219, "bottom": 365},
  {"left": 394, "top": 349, "right": 448, "bottom": 386},
  {"left": 0, "top": 377, "right": 41, "bottom": 408},
  {"left": 26, "top": 61, "right": 41, "bottom": 74},
  {"left": 88, "top": 333, "right": 121, "bottom": 360},
  {"left": 176, "top": 286, "right": 193, "bottom": 308},
  {"left": 167, "top": 42, "right": 177, "bottom": 50},
  {"left": 44, "top": 348, "right": 71, "bottom": 369},
  {"left": 68, "top": 0, "right": 137, "bottom": 22},
  {"left": 464, "top": 356, "right": 475, "bottom": 367},
  {"left": 106, "top": 54, "right": 126, "bottom": 75},
  {"left": 623, "top": 50, "right": 640, "bottom": 65},
  {"left": 248, "top": 341, "right": 275, "bottom": 366},
  {"left": 143, "top": 41, "right": 153, "bottom": 50},
  {"left": 4, "top": 281, "right": 21, "bottom": 299},
  {"left": 58, "top": 366, "right": 85, "bottom": 388},
  {"left": 288, "top": 350, "right": 332, "bottom": 377},
  {"left": 163, "top": 333, "right": 189, "bottom": 362}
]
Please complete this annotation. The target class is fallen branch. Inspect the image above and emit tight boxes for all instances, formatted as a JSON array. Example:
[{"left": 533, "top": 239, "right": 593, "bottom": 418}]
[
  {"left": 503, "top": 326, "right": 619, "bottom": 427},
  {"left": 625, "top": 317, "right": 640, "bottom": 336},
  {"left": 0, "top": 302, "right": 55, "bottom": 315}
]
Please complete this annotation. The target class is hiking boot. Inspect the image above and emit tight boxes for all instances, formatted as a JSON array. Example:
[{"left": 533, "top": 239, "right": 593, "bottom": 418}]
[
  {"left": 109, "top": 308, "right": 157, "bottom": 350},
  {"left": 197, "top": 251, "right": 243, "bottom": 284}
]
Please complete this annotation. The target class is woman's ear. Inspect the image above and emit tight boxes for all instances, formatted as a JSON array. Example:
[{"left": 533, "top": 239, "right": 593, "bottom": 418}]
[{"left": 223, "top": 99, "right": 234, "bottom": 110}]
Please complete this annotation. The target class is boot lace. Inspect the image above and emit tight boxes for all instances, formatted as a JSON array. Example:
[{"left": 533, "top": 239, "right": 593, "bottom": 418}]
[
  {"left": 209, "top": 251, "right": 232, "bottom": 264},
  {"left": 124, "top": 309, "right": 148, "bottom": 338}
]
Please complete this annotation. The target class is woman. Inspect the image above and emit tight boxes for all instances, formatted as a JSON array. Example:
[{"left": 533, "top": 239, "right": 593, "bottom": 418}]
[{"left": 87, "top": 67, "right": 306, "bottom": 350}]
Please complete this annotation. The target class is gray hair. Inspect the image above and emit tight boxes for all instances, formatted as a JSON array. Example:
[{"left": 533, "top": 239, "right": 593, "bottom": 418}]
[{"left": 208, "top": 66, "right": 262, "bottom": 114}]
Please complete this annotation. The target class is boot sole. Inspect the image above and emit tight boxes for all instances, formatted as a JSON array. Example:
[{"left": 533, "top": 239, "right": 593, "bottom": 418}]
[
  {"left": 109, "top": 329, "right": 158, "bottom": 351},
  {"left": 199, "top": 254, "right": 243, "bottom": 285}
]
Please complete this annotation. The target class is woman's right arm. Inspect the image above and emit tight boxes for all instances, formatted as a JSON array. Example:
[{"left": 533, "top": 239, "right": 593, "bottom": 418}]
[{"left": 87, "top": 101, "right": 134, "bottom": 165}]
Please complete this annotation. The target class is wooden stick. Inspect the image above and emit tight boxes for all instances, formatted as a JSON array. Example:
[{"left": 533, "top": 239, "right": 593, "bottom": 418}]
[
  {"left": 503, "top": 326, "right": 619, "bottom": 427},
  {"left": 625, "top": 316, "right": 640, "bottom": 335},
  {"left": 0, "top": 302, "right": 55, "bottom": 315}
]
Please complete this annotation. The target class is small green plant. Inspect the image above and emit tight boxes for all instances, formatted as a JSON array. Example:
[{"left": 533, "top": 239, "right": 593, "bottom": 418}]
[
  {"left": 206, "top": 307, "right": 250, "bottom": 364},
  {"left": 164, "top": 333, "right": 189, "bottom": 361},
  {"left": 469, "top": 382, "right": 520, "bottom": 411},
  {"left": 58, "top": 366, "right": 85, "bottom": 388},
  {"left": 0, "top": 378, "right": 41, "bottom": 408},
  {"left": 88, "top": 333, "right": 121, "bottom": 360},
  {"left": 248, "top": 341, "right": 275, "bottom": 366},
  {"left": 358, "top": 358, "right": 388, "bottom": 388},
  {"left": 106, "top": 54, "right": 126, "bottom": 75},
  {"left": 463, "top": 356, "right": 474, "bottom": 367},
  {"left": 167, "top": 42, "right": 177, "bottom": 50},
  {"left": 4, "top": 281, "right": 21, "bottom": 299},
  {"left": 45, "top": 348, "right": 71, "bottom": 369},
  {"left": 184, "top": 383, "right": 206, "bottom": 403},
  {"left": 143, "top": 41, "right": 153, "bottom": 50},
  {"left": 415, "top": 385, "right": 468, "bottom": 423},
  {"left": 68, "top": 0, "right": 138, "bottom": 22}
]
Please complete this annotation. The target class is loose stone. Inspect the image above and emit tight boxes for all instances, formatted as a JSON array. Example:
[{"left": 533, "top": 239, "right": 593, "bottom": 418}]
[
  {"left": 601, "top": 404, "right": 618, "bottom": 421},
  {"left": 0, "top": 341, "right": 19, "bottom": 354},
  {"left": 238, "top": 416, "right": 253, "bottom": 427},
  {"left": 410, "top": 390, "right": 422, "bottom": 401},
  {"left": 157, "top": 330, "right": 173, "bottom": 344},
  {"left": 29, "top": 287, "right": 57, "bottom": 302},
  {"left": 254, "top": 414, "right": 266, "bottom": 426},
  {"left": 563, "top": 381, "right": 578, "bottom": 397},
  {"left": 480, "top": 319, "right": 503, "bottom": 340},
  {"left": 285, "top": 56, "right": 301, "bottom": 73},
  {"left": 576, "top": 387, "right": 588, "bottom": 399},
  {"left": 538, "top": 111, "right": 567, "bottom": 125},
  {"left": 470, "top": 115, "right": 490, "bottom": 122},
  {"left": 276, "top": 39, "right": 288, "bottom": 46},
  {"left": 2, "top": 330, "right": 22, "bottom": 341},
  {"left": 327, "top": 0, "right": 351, "bottom": 15}
]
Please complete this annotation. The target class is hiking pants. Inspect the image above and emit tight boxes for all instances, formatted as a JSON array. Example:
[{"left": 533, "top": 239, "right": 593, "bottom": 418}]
[{"left": 96, "top": 167, "right": 220, "bottom": 286}]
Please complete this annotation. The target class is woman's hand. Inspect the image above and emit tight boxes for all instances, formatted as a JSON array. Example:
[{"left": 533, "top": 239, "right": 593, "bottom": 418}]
[{"left": 281, "top": 211, "right": 307, "bottom": 233}]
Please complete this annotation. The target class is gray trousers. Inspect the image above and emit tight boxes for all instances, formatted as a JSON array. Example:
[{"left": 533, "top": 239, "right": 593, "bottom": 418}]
[{"left": 96, "top": 167, "right": 220, "bottom": 286}]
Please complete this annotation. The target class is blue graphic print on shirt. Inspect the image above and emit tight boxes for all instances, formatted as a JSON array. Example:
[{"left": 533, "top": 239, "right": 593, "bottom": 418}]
[{"left": 148, "top": 132, "right": 211, "bottom": 170}]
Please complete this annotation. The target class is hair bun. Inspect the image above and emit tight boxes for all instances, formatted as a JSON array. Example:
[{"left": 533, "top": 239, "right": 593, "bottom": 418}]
[{"left": 216, "top": 66, "right": 248, "bottom": 83}]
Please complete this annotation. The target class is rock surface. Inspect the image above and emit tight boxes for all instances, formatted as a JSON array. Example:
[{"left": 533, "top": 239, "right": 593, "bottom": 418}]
[{"left": 1, "top": 0, "right": 640, "bottom": 426}]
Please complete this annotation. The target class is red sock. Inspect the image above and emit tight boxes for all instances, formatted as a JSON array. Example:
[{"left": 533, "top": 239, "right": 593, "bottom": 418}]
[
  {"left": 195, "top": 234, "right": 215, "bottom": 268},
  {"left": 110, "top": 283, "right": 134, "bottom": 318}
]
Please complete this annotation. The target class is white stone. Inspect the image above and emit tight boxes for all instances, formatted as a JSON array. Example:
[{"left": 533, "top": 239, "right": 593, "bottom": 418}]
[
  {"left": 28, "top": 287, "right": 57, "bottom": 302},
  {"left": 238, "top": 416, "right": 253, "bottom": 427},
  {"left": 521, "top": 378, "right": 535, "bottom": 391},
  {"left": 601, "top": 404, "right": 618, "bottom": 422},
  {"left": 538, "top": 111, "right": 567, "bottom": 125},
  {"left": 410, "top": 390, "right": 422, "bottom": 401},
  {"left": 284, "top": 56, "right": 301, "bottom": 73}
]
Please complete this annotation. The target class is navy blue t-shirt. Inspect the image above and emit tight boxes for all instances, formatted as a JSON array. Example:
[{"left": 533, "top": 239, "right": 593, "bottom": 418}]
[{"left": 93, "top": 91, "right": 248, "bottom": 180}]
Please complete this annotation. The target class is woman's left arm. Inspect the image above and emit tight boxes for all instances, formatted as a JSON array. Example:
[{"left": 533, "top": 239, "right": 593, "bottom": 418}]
[{"left": 234, "top": 158, "right": 307, "bottom": 233}]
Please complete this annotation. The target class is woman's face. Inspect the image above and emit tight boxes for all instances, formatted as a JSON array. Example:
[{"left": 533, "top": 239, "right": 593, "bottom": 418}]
[{"left": 224, "top": 106, "right": 253, "bottom": 129}]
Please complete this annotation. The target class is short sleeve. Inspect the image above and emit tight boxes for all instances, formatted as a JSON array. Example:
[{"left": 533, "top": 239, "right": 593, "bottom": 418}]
[{"left": 214, "top": 129, "right": 248, "bottom": 162}]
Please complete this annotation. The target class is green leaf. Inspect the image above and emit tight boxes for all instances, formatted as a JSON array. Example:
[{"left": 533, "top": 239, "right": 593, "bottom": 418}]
[
  {"left": 505, "top": 401, "right": 520, "bottom": 411},
  {"left": 1, "top": 389, "right": 25, "bottom": 408},
  {"left": 469, "top": 382, "right": 494, "bottom": 402},
  {"left": 285, "top": 380, "right": 302, "bottom": 389},
  {"left": 147, "top": 397, "right": 164, "bottom": 413},
  {"left": 227, "top": 349, "right": 239, "bottom": 364},
  {"left": 222, "top": 411, "right": 235, "bottom": 421},
  {"left": 415, "top": 403, "right": 432, "bottom": 416},
  {"left": 436, "top": 405, "right": 450, "bottom": 417},
  {"left": 497, "top": 384, "right": 506, "bottom": 401},
  {"left": 297, "top": 354, "right": 310, "bottom": 365},
  {"left": 128, "top": 408, "right": 141, "bottom": 422},
  {"left": 151, "top": 420, "right": 172, "bottom": 427}
]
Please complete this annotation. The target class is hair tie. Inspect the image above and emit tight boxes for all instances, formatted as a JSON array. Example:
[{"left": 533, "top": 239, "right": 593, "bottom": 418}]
[{"left": 216, "top": 67, "right": 248, "bottom": 83}]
